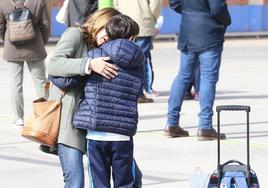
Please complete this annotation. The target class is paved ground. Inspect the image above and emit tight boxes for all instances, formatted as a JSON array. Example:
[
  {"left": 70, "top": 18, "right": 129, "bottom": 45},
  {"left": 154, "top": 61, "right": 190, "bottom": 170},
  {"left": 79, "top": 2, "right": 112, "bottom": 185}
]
[{"left": 0, "top": 38, "right": 267, "bottom": 187}]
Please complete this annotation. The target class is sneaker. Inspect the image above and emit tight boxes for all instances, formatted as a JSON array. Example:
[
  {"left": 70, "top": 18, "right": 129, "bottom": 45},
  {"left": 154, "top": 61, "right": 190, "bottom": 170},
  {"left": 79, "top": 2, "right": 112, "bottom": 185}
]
[
  {"left": 138, "top": 94, "right": 154, "bottom": 103},
  {"left": 197, "top": 128, "right": 226, "bottom": 141},
  {"left": 12, "top": 119, "right": 24, "bottom": 126},
  {"left": 194, "top": 93, "right": 199, "bottom": 101},
  {"left": 145, "top": 90, "right": 159, "bottom": 97},
  {"left": 164, "top": 126, "right": 189, "bottom": 138}
]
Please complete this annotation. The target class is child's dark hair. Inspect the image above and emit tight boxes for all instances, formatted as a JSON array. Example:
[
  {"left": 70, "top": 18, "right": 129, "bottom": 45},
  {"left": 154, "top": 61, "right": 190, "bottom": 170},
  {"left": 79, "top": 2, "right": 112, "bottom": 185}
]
[{"left": 105, "top": 14, "right": 139, "bottom": 40}]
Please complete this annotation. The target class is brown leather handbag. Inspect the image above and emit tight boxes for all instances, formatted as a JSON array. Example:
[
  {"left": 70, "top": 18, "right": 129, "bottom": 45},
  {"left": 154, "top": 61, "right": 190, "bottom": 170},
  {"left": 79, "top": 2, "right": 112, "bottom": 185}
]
[{"left": 22, "top": 82, "right": 63, "bottom": 146}]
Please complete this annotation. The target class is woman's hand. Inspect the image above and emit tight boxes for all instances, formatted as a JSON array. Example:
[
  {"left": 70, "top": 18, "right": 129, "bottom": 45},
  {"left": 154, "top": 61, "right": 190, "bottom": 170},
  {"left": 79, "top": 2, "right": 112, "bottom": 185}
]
[{"left": 90, "top": 57, "right": 119, "bottom": 79}]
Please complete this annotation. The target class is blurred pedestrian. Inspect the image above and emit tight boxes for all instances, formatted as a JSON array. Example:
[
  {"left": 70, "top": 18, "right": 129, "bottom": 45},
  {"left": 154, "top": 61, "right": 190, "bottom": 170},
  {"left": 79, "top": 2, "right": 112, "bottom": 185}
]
[
  {"left": 67, "top": 0, "right": 98, "bottom": 27},
  {"left": 114, "top": 0, "right": 161, "bottom": 103},
  {"left": 0, "top": 0, "right": 50, "bottom": 126},
  {"left": 165, "top": 0, "right": 231, "bottom": 140}
]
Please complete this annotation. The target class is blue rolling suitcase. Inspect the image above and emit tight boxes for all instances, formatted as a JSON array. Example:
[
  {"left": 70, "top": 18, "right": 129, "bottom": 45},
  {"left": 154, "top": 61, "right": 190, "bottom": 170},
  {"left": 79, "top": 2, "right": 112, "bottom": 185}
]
[{"left": 208, "top": 105, "right": 260, "bottom": 188}]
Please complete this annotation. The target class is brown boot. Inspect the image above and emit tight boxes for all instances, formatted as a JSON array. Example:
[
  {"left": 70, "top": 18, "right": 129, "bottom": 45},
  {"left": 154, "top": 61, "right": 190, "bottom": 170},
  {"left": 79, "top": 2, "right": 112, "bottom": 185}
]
[
  {"left": 138, "top": 94, "right": 154, "bottom": 103},
  {"left": 197, "top": 128, "right": 226, "bottom": 141},
  {"left": 164, "top": 126, "right": 189, "bottom": 138}
]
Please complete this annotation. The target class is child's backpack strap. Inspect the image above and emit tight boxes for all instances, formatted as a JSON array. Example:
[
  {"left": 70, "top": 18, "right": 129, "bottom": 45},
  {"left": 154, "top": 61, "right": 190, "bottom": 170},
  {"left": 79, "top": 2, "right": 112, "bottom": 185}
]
[{"left": 220, "top": 171, "right": 248, "bottom": 188}]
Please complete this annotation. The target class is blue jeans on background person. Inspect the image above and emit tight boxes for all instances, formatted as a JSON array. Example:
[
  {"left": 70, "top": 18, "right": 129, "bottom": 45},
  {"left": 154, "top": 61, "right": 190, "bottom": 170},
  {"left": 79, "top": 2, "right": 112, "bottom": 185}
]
[
  {"left": 58, "top": 144, "right": 84, "bottom": 188},
  {"left": 135, "top": 37, "right": 152, "bottom": 95},
  {"left": 193, "top": 63, "right": 200, "bottom": 94},
  {"left": 185, "top": 62, "right": 200, "bottom": 97},
  {"left": 167, "top": 46, "right": 223, "bottom": 130}
]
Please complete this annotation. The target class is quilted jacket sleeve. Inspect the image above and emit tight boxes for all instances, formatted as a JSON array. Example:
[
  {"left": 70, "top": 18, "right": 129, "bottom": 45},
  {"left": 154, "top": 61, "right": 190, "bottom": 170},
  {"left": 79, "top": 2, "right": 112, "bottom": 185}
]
[{"left": 48, "top": 75, "right": 85, "bottom": 92}]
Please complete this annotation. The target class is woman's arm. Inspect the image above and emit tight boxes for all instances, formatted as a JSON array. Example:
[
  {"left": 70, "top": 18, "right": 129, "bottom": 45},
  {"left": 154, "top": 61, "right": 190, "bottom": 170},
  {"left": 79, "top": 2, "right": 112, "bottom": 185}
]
[
  {"left": 47, "top": 27, "right": 118, "bottom": 79},
  {"left": 47, "top": 27, "right": 88, "bottom": 77}
]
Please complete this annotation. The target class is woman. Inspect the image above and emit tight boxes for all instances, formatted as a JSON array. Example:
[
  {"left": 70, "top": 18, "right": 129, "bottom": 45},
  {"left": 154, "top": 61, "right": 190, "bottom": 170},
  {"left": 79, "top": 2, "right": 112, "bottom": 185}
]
[
  {"left": 47, "top": 8, "right": 142, "bottom": 187},
  {"left": 47, "top": 8, "right": 119, "bottom": 188}
]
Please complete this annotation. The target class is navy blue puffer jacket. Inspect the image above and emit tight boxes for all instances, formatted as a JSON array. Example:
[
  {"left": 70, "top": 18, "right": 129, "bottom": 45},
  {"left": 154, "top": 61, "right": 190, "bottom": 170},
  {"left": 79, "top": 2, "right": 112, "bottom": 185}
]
[{"left": 71, "top": 39, "right": 144, "bottom": 136}]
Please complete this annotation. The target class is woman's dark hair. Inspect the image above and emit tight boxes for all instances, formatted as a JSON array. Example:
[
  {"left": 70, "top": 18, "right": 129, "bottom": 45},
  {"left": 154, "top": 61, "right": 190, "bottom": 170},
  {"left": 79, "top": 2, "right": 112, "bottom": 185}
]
[{"left": 105, "top": 14, "right": 139, "bottom": 40}]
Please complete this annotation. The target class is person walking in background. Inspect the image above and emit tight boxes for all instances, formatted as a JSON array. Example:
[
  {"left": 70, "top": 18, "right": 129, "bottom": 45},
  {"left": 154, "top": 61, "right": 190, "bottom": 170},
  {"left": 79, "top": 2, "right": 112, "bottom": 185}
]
[
  {"left": 145, "top": 15, "right": 164, "bottom": 98},
  {"left": 165, "top": 0, "right": 231, "bottom": 140},
  {"left": 50, "top": 14, "right": 144, "bottom": 188},
  {"left": 114, "top": 0, "right": 161, "bottom": 103},
  {"left": 67, "top": 0, "right": 98, "bottom": 27},
  {"left": 0, "top": 0, "right": 50, "bottom": 126}
]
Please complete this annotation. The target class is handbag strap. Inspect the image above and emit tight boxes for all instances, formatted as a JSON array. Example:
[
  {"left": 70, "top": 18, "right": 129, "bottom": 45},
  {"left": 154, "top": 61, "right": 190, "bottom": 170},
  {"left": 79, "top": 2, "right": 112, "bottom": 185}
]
[
  {"left": 45, "top": 80, "right": 65, "bottom": 98},
  {"left": 44, "top": 80, "right": 50, "bottom": 93}
]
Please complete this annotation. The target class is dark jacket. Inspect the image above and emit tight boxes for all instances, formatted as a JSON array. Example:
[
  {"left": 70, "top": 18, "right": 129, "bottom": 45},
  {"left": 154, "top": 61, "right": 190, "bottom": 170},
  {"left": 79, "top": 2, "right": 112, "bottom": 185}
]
[
  {"left": 67, "top": 0, "right": 98, "bottom": 27},
  {"left": 0, "top": 0, "right": 50, "bottom": 61},
  {"left": 50, "top": 39, "right": 144, "bottom": 136},
  {"left": 169, "top": 0, "right": 231, "bottom": 53}
]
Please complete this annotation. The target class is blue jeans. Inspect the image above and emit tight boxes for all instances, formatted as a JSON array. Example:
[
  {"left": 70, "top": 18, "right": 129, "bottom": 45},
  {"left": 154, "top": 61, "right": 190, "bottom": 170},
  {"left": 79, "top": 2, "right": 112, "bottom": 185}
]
[
  {"left": 135, "top": 37, "right": 152, "bottom": 94},
  {"left": 186, "top": 62, "right": 200, "bottom": 94},
  {"left": 167, "top": 46, "right": 223, "bottom": 130},
  {"left": 58, "top": 144, "right": 84, "bottom": 188}
]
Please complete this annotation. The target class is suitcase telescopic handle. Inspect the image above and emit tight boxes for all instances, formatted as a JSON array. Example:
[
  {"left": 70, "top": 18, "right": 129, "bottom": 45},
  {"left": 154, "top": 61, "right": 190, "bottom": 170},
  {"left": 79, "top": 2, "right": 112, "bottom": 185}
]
[
  {"left": 216, "top": 105, "right": 251, "bottom": 185},
  {"left": 216, "top": 105, "right": 250, "bottom": 112}
]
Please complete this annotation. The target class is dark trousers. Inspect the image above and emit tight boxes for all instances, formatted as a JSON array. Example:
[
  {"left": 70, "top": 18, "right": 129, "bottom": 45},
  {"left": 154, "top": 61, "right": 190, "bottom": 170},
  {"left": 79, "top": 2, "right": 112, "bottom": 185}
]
[{"left": 88, "top": 139, "right": 134, "bottom": 188}]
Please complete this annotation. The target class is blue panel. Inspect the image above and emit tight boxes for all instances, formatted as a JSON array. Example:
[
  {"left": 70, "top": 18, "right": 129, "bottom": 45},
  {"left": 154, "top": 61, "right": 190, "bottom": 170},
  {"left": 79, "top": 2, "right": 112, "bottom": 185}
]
[
  {"left": 227, "top": 6, "right": 251, "bottom": 32},
  {"left": 51, "top": 8, "right": 67, "bottom": 37},
  {"left": 249, "top": 6, "right": 263, "bottom": 31},
  {"left": 50, "top": 6, "right": 268, "bottom": 37},
  {"left": 263, "top": 6, "right": 268, "bottom": 30},
  {"left": 159, "top": 7, "right": 181, "bottom": 34},
  {"left": 160, "top": 5, "right": 268, "bottom": 34}
]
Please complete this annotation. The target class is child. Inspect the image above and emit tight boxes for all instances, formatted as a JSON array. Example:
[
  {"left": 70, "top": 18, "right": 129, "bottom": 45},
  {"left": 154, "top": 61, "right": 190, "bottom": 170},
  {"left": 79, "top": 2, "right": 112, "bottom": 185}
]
[{"left": 50, "top": 14, "right": 144, "bottom": 187}]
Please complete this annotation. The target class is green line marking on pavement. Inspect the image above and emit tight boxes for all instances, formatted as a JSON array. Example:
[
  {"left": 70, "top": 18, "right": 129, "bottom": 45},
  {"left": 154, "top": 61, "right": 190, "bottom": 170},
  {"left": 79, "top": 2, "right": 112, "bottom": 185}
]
[
  {"left": 0, "top": 114, "right": 14, "bottom": 120},
  {"left": 225, "top": 139, "right": 268, "bottom": 149},
  {"left": 137, "top": 131, "right": 268, "bottom": 149}
]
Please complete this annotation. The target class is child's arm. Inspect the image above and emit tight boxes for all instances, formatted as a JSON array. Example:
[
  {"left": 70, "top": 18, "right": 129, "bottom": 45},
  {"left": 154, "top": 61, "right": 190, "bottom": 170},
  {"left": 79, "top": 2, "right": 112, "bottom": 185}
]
[{"left": 48, "top": 75, "right": 85, "bottom": 92}]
